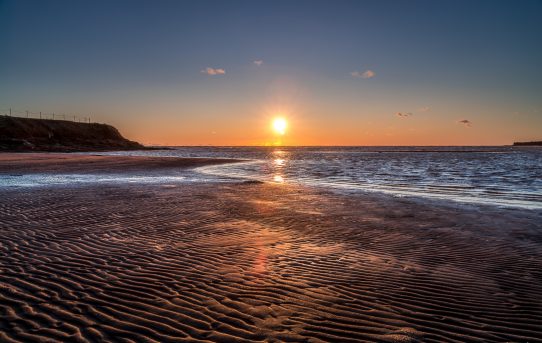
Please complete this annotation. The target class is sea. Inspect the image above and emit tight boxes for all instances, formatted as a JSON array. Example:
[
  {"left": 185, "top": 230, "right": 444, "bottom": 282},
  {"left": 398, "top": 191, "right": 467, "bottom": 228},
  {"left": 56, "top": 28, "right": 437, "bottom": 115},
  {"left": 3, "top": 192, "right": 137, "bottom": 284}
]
[{"left": 2, "top": 146, "right": 542, "bottom": 210}]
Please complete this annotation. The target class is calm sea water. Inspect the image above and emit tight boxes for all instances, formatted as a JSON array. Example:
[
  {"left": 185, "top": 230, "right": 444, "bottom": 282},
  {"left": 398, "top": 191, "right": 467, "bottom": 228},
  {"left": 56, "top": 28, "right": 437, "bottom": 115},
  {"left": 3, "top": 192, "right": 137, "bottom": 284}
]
[
  {"left": 101, "top": 146, "right": 542, "bottom": 209},
  {"left": 2, "top": 146, "right": 541, "bottom": 209}
]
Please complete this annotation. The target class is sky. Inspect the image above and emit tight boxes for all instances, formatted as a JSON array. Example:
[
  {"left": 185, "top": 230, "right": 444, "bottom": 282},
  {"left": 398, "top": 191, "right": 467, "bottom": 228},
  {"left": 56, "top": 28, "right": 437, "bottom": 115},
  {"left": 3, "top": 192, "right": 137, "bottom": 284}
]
[{"left": 1, "top": 0, "right": 541, "bottom": 145}]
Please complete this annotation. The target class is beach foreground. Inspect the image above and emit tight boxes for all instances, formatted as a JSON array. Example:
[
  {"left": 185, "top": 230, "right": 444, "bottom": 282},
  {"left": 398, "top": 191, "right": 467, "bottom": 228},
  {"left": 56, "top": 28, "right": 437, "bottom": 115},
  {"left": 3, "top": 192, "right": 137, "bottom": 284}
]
[{"left": 1, "top": 157, "right": 542, "bottom": 342}]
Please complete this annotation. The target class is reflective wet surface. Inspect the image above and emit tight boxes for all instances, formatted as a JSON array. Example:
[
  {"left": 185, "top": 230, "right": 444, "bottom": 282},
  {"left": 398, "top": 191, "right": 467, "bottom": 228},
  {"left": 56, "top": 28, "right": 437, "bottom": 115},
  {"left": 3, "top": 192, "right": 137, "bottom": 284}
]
[{"left": 2, "top": 146, "right": 541, "bottom": 209}]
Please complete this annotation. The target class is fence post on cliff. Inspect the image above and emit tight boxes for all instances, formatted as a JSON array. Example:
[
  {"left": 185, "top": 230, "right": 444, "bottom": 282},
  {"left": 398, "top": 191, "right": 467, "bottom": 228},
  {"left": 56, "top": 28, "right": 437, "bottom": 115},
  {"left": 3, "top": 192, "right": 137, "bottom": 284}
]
[
  {"left": 9, "top": 108, "right": 11, "bottom": 116},
  {"left": 52, "top": 113, "right": 55, "bottom": 120},
  {"left": 26, "top": 110, "right": 29, "bottom": 118}
]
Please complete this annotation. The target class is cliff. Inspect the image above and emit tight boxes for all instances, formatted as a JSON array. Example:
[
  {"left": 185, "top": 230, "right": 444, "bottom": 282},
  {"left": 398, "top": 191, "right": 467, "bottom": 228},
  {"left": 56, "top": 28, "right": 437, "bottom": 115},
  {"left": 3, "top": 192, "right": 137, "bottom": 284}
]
[{"left": 0, "top": 116, "right": 144, "bottom": 152}]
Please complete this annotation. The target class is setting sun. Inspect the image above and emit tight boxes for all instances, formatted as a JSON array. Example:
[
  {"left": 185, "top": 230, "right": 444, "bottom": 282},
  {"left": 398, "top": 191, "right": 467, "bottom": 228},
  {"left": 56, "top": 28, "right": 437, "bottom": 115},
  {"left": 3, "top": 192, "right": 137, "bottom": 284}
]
[{"left": 272, "top": 118, "right": 287, "bottom": 135}]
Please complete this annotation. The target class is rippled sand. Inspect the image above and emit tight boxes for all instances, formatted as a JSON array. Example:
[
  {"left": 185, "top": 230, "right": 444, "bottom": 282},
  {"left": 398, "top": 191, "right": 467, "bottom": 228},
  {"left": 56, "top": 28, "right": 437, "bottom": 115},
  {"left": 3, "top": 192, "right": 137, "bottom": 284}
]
[{"left": 1, "top": 155, "right": 542, "bottom": 342}]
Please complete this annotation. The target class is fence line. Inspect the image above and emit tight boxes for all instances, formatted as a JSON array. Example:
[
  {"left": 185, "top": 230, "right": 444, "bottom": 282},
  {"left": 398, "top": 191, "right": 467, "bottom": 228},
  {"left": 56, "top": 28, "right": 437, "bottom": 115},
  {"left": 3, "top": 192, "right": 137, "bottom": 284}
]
[{"left": 0, "top": 107, "right": 92, "bottom": 123}]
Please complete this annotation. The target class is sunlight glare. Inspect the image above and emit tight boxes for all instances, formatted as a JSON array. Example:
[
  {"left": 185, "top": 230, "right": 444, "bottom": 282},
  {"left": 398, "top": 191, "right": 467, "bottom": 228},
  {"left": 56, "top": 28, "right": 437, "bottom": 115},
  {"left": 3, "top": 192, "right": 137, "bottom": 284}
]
[
  {"left": 273, "top": 175, "right": 284, "bottom": 183},
  {"left": 274, "top": 158, "right": 285, "bottom": 166},
  {"left": 272, "top": 118, "right": 287, "bottom": 135}
]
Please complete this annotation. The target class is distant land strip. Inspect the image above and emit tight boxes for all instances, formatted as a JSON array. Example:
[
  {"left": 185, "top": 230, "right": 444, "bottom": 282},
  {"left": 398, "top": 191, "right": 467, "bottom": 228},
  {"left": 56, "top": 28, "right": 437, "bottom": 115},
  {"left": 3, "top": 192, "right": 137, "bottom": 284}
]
[{"left": 513, "top": 141, "right": 542, "bottom": 146}]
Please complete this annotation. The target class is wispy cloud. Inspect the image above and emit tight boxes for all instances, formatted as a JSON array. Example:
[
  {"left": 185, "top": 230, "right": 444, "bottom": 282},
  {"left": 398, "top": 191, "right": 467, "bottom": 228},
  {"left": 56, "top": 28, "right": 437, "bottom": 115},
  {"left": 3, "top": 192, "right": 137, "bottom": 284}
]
[
  {"left": 457, "top": 119, "right": 472, "bottom": 127},
  {"left": 351, "top": 70, "right": 375, "bottom": 79},
  {"left": 419, "top": 106, "right": 430, "bottom": 112},
  {"left": 253, "top": 60, "right": 263, "bottom": 66},
  {"left": 396, "top": 112, "right": 413, "bottom": 118},
  {"left": 201, "top": 67, "right": 225, "bottom": 75}
]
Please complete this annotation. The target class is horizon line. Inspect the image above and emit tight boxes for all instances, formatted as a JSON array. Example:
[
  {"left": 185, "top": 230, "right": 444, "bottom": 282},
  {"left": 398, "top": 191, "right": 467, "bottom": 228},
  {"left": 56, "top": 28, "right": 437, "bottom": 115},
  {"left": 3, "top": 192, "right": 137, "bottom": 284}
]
[{"left": 144, "top": 144, "right": 530, "bottom": 148}]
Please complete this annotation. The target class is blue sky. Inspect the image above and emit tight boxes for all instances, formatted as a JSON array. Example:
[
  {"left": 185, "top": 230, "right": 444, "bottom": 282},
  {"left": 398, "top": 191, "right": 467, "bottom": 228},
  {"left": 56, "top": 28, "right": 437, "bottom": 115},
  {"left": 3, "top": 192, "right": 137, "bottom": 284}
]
[{"left": 1, "top": 0, "right": 541, "bottom": 145}]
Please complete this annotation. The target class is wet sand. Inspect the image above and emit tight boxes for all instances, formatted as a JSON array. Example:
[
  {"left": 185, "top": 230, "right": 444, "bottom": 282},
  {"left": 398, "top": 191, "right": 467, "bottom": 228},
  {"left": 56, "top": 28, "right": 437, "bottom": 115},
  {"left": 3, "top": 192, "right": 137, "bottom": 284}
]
[
  {"left": 1, "top": 155, "right": 542, "bottom": 342},
  {"left": 0, "top": 153, "right": 242, "bottom": 174}
]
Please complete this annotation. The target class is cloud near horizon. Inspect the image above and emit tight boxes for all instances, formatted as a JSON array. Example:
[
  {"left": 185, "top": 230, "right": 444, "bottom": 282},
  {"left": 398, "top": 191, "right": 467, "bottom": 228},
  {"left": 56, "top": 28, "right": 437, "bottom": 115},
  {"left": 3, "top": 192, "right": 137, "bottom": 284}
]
[
  {"left": 458, "top": 119, "right": 472, "bottom": 127},
  {"left": 419, "top": 106, "right": 430, "bottom": 112},
  {"left": 201, "top": 67, "right": 225, "bottom": 75},
  {"left": 396, "top": 112, "right": 413, "bottom": 118},
  {"left": 351, "top": 70, "right": 375, "bottom": 79},
  {"left": 253, "top": 60, "right": 264, "bottom": 66}
]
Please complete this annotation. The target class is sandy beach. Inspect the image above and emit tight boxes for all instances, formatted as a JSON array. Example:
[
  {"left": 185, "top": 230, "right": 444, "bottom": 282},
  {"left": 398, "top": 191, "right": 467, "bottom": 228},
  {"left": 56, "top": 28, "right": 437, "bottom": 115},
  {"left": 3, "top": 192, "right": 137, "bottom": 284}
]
[
  {"left": 1, "top": 154, "right": 542, "bottom": 342},
  {"left": 0, "top": 153, "right": 242, "bottom": 174}
]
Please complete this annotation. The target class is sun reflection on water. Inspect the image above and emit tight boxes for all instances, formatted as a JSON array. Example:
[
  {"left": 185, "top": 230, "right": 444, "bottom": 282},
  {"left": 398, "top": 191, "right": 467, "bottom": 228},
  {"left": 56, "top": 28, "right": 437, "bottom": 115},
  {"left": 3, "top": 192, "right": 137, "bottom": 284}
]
[
  {"left": 272, "top": 150, "right": 287, "bottom": 183},
  {"left": 273, "top": 175, "right": 284, "bottom": 183},
  {"left": 274, "top": 158, "right": 285, "bottom": 166}
]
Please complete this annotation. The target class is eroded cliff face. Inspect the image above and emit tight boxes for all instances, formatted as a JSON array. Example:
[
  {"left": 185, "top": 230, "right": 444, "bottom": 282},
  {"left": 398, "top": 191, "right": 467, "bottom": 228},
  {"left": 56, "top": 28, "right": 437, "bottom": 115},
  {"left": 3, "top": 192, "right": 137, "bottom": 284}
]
[{"left": 0, "top": 116, "right": 144, "bottom": 151}]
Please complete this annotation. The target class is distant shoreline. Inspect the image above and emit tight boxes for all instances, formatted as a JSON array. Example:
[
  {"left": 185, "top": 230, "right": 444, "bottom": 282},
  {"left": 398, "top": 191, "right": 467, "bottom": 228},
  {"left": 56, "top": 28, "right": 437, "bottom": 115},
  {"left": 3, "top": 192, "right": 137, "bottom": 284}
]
[{"left": 513, "top": 141, "right": 542, "bottom": 146}]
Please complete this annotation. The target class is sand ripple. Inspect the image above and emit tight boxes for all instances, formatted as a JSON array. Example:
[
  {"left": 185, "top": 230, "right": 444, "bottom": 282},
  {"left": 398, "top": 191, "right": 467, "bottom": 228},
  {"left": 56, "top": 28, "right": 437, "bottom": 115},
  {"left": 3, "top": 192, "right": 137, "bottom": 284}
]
[{"left": 1, "top": 183, "right": 542, "bottom": 342}]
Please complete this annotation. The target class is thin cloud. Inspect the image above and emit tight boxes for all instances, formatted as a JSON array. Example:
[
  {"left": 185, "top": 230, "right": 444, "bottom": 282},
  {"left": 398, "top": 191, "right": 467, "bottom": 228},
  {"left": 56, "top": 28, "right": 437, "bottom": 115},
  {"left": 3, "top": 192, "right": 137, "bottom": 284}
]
[
  {"left": 253, "top": 60, "right": 263, "bottom": 66},
  {"left": 396, "top": 112, "right": 413, "bottom": 118},
  {"left": 351, "top": 70, "right": 375, "bottom": 79},
  {"left": 419, "top": 106, "right": 430, "bottom": 112},
  {"left": 457, "top": 119, "right": 472, "bottom": 127},
  {"left": 201, "top": 67, "right": 225, "bottom": 75}
]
